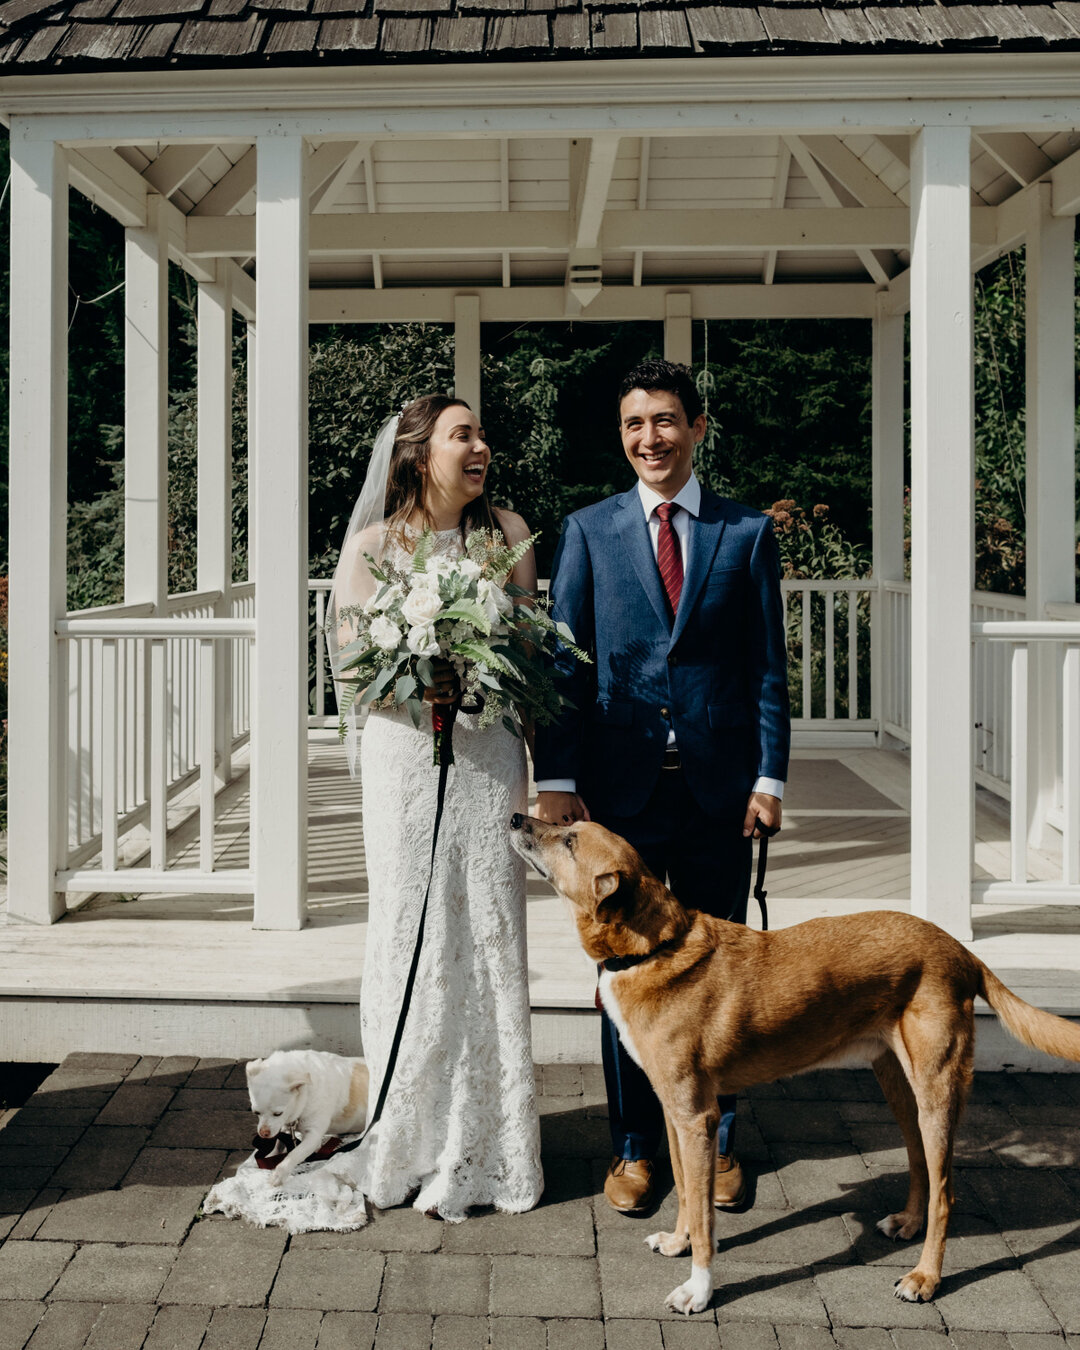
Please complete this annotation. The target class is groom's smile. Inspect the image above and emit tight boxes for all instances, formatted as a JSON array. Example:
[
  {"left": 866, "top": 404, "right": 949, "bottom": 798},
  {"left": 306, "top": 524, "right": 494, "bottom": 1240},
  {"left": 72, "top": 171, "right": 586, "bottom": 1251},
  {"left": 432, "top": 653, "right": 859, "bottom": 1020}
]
[{"left": 618, "top": 387, "right": 705, "bottom": 499}]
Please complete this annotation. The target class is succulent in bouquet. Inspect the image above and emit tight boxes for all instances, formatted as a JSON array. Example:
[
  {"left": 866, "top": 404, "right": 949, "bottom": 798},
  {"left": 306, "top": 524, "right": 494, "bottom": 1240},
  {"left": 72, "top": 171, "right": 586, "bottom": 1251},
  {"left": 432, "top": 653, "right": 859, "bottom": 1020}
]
[{"left": 332, "top": 528, "right": 589, "bottom": 765}]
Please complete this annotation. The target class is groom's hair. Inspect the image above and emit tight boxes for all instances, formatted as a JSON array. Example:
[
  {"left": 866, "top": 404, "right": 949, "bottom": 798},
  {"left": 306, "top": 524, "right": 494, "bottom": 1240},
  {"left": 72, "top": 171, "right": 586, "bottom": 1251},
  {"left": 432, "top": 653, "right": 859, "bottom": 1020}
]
[{"left": 618, "top": 359, "right": 703, "bottom": 424}]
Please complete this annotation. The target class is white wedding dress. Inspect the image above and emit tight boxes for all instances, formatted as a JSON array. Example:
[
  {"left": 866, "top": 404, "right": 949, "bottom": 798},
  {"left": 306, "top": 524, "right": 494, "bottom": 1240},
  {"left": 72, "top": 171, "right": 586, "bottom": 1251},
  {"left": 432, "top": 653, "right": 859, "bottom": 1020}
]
[{"left": 206, "top": 526, "right": 543, "bottom": 1232}]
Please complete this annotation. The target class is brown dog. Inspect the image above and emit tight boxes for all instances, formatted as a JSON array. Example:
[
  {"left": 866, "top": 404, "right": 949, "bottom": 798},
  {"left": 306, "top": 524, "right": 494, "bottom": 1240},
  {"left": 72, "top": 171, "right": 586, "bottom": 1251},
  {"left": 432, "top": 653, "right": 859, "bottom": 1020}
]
[{"left": 509, "top": 813, "right": 1080, "bottom": 1315}]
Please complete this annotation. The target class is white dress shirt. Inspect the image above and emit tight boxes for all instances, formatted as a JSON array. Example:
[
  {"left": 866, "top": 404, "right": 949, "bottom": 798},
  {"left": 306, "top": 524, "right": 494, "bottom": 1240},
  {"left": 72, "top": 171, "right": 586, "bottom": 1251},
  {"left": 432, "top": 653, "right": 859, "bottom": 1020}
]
[{"left": 536, "top": 472, "right": 785, "bottom": 803}]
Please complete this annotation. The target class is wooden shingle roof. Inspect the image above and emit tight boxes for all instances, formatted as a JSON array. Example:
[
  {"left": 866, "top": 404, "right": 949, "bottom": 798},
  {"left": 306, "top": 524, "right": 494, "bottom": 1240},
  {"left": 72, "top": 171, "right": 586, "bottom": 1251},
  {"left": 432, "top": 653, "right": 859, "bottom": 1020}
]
[{"left": 2, "top": 0, "right": 1079, "bottom": 72}]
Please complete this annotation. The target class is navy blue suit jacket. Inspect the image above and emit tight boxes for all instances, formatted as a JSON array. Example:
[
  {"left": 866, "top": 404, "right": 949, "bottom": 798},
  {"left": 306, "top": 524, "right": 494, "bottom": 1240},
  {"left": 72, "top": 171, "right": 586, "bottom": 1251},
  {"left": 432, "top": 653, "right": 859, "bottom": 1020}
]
[{"left": 533, "top": 484, "right": 790, "bottom": 821}]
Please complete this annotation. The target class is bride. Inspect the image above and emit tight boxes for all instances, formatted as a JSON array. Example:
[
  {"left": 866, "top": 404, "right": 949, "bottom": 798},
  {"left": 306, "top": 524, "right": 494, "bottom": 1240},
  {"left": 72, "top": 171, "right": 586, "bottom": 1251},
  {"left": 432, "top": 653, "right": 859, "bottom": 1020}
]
[{"left": 326, "top": 394, "right": 544, "bottom": 1222}]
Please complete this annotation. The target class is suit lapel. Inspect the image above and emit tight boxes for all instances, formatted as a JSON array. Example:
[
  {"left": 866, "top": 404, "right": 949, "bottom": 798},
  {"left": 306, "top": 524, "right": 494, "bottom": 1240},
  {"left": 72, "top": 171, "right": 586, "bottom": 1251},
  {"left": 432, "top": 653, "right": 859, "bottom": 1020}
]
[
  {"left": 669, "top": 491, "right": 728, "bottom": 649},
  {"left": 614, "top": 488, "right": 671, "bottom": 632}
]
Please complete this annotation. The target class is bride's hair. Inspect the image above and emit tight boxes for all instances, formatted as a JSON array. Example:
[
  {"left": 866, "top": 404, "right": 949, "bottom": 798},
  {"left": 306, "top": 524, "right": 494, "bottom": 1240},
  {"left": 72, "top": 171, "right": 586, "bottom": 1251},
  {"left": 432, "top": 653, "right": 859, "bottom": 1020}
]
[{"left": 384, "top": 394, "right": 499, "bottom": 551}]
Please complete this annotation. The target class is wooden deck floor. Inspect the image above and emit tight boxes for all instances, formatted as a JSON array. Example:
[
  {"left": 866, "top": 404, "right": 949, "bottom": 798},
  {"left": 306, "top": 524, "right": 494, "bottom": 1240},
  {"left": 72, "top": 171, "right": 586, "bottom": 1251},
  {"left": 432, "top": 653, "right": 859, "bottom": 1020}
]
[{"left": 2, "top": 735, "right": 1078, "bottom": 1063}]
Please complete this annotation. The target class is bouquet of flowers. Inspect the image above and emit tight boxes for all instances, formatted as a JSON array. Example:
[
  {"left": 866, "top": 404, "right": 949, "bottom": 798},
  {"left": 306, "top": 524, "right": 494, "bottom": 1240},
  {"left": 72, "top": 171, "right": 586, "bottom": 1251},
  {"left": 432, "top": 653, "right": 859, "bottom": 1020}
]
[{"left": 333, "top": 528, "right": 589, "bottom": 765}]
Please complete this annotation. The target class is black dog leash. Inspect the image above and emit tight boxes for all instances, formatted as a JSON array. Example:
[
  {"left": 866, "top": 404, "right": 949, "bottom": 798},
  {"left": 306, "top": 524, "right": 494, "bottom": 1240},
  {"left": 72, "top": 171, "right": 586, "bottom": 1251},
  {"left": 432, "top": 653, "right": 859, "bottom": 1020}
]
[
  {"left": 323, "top": 707, "right": 458, "bottom": 1160},
  {"left": 753, "top": 818, "right": 780, "bottom": 932}
]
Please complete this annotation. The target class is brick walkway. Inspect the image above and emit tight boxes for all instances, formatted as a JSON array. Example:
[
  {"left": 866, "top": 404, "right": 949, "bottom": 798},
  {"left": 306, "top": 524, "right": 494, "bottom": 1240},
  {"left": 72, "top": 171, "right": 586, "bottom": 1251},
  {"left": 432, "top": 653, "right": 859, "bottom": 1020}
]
[{"left": 3, "top": 1054, "right": 1080, "bottom": 1348}]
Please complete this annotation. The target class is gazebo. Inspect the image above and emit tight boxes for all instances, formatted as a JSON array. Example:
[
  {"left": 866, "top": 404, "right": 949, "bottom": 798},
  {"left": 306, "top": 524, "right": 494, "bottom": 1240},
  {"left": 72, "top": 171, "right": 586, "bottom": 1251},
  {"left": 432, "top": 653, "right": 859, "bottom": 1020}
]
[{"left": 3, "top": 0, "right": 1078, "bottom": 974}]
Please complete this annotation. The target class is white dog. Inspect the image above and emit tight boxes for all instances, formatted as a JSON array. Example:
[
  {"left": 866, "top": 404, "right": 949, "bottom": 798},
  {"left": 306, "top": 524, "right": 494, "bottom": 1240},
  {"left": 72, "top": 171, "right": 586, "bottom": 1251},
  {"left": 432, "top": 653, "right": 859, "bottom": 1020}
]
[{"left": 245, "top": 1049, "right": 369, "bottom": 1188}]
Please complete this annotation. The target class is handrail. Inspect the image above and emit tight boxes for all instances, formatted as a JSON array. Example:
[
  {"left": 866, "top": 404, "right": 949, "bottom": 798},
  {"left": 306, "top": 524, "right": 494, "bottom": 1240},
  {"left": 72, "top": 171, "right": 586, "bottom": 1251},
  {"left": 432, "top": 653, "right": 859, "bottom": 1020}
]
[
  {"left": 64, "top": 599, "right": 157, "bottom": 620},
  {"left": 57, "top": 618, "right": 257, "bottom": 638},
  {"left": 780, "top": 577, "right": 873, "bottom": 592},
  {"left": 166, "top": 588, "right": 224, "bottom": 613},
  {"left": 973, "top": 621, "right": 1080, "bottom": 640}
]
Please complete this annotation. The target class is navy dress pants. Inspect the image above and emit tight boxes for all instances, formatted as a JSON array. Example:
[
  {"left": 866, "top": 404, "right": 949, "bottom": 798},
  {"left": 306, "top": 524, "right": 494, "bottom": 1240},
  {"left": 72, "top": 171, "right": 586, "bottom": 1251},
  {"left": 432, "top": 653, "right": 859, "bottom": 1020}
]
[{"left": 596, "top": 766, "right": 752, "bottom": 1161}]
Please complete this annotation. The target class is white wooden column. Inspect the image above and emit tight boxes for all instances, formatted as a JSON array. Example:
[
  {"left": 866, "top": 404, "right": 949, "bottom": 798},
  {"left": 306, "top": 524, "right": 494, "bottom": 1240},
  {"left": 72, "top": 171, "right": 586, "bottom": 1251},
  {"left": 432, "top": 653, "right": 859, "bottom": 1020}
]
[
  {"left": 197, "top": 259, "right": 234, "bottom": 787},
  {"left": 454, "top": 293, "right": 481, "bottom": 414},
  {"left": 1024, "top": 185, "right": 1076, "bottom": 847},
  {"left": 909, "top": 126, "right": 974, "bottom": 940},
  {"left": 253, "top": 134, "right": 309, "bottom": 930},
  {"left": 124, "top": 194, "right": 169, "bottom": 608},
  {"left": 664, "top": 292, "right": 692, "bottom": 366},
  {"left": 7, "top": 128, "right": 69, "bottom": 923},
  {"left": 871, "top": 294, "right": 906, "bottom": 741}
]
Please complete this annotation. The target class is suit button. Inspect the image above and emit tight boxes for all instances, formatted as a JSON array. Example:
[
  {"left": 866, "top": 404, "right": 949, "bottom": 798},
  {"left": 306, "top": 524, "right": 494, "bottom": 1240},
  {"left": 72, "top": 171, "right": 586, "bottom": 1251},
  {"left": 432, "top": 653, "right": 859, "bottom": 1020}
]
[
  {"left": 667, "top": 654, "right": 679, "bottom": 667},
  {"left": 660, "top": 706, "right": 670, "bottom": 719}
]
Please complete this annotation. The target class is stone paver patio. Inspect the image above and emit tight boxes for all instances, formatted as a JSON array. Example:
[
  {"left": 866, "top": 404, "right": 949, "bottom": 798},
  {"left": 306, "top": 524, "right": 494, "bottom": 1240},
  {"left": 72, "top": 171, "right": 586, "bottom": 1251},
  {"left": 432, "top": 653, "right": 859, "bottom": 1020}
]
[{"left": 3, "top": 1053, "right": 1080, "bottom": 1348}]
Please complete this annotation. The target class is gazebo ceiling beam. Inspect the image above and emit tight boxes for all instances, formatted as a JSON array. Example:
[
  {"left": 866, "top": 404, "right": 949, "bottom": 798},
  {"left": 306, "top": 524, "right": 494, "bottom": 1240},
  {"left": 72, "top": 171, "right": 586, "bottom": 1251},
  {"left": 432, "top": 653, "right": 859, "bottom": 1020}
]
[
  {"left": 983, "top": 140, "right": 1080, "bottom": 263},
  {"left": 572, "top": 136, "right": 621, "bottom": 251},
  {"left": 565, "top": 135, "right": 620, "bottom": 311},
  {"left": 67, "top": 145, "right": 148, "bottom": 228},
  {"left": 762, "top": 141, "right": 792, "bottom": 286},
  {"left": 143, "top": 143, "right": 218, "bottom": 198},
  {"left": 305, "top": 141, "right": 357, "bottom": 202},
  {"left": 310, "top": 140, "right": 369, "bottom": 214},
  {"left": 974, "top": 131, "right": 1056, "bottom": 188},
  {"left": 190, "top": 145, "right": 256, "bottom": 218},
  {"left": 185, "top": 206, "right": 999, "bottom": 258},
  {"left": 228, "top": 260, "right": 255, "bottom": 321},
  {"left": 799, "top": 135, "right": 906, "bottom": 210},
  {"left": 308, "top": 283, "right": 878, "bottom": 325},
  {"left": 785, "top": 134, "right": 894, "bottom": 284}
]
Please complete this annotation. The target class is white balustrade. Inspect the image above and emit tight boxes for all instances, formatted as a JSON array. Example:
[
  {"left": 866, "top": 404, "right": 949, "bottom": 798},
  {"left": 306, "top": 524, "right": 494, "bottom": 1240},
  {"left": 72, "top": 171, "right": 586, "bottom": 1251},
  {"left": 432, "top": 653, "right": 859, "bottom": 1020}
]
[
  {"left": 779, "top": 579, "right": 876, "bottom": 743},
  {"left": 54, "top": 578, "right": 1076, "bottom": 916},
  {"left": 54, "top": 607, "right": 255, "bottom": 898},
  {"left": 971, "top": 618, "right": 1080, "bottom": 904}
]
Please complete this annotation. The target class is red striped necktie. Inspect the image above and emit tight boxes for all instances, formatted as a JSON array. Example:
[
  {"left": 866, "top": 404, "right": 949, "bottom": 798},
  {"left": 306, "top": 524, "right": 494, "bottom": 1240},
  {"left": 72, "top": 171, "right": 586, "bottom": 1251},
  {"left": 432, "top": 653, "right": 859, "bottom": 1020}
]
[{"left": 655, "top": 501, "right": 683, "bottom": 621}]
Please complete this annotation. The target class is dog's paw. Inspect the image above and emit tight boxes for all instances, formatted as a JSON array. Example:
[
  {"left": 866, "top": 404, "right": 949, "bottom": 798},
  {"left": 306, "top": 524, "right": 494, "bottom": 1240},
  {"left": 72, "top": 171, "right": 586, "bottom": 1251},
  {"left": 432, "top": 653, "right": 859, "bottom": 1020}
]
[
  {"left": 664, "top": 1266, "right": 713, "bottom": 1315},
  {"left": 894, "top": 1269, "right": 939, "bottom": 1303},
  {"left": 267, "top": 1165, "right": 290, "bottom": 1189},
  {"left": 646, "top": 1230, "right": 690, "bottom": 1258},
  {"left": 877, "top": 1211, "right": 923, "bottom": 1242}
]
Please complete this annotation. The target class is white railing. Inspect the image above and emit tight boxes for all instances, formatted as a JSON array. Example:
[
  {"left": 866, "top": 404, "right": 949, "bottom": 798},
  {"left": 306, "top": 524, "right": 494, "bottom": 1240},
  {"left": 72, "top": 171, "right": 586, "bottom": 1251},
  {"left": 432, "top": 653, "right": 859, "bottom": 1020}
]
[
  {"left": 880, "top": 582, "right": 1034, "bottom": 796},
  {"left": 55, "top": 603, "right": 255, "bottom": 897},
  {"left": 306, "top": 575, "right": 881, "bottom": 744},
  {"left": 971, "top": 620, "right": 1080, "bottom": 904},
  {"left": 781, "top": 578, "right": 876, "bottom": 742},
  {"left": 309, "top": 579, "right": 335, "bottom": 727},
  {"left": 231, "top": 582, "right": 255, "bottom": 740},
  {"left": 881, "top": 580, "right": 911, "bottom": 742}
]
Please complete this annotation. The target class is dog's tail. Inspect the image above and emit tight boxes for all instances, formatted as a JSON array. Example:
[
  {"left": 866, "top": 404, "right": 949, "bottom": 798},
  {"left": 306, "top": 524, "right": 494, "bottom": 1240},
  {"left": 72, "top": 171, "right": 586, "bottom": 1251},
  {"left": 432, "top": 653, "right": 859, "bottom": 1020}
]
[{"left": 978, "top": 963, "right": 1080, "bottom": 1064}]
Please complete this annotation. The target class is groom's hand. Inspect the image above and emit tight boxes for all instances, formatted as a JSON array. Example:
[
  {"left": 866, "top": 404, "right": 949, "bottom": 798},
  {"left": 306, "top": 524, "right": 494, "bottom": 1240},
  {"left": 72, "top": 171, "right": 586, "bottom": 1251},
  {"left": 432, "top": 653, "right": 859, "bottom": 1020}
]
[
  {"left": 743, "top": 792, "right": 781, "bottom": 838},
  {"left": 535, "top": 791, "right": 591, "bottom": 825}
]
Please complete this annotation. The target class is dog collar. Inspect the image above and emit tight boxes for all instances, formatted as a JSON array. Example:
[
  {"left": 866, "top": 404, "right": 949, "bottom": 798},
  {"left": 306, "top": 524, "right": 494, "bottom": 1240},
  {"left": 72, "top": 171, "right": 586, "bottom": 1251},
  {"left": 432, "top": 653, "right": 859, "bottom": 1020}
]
[{"left": 603, "top": 938, "right": 677, "bottom": 973}]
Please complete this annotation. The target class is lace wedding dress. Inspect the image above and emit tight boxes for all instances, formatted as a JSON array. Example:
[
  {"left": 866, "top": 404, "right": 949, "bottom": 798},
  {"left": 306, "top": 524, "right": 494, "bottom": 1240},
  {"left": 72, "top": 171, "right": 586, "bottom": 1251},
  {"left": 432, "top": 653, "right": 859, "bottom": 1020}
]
[{"left": 206, "top": 526, "right": 543, "bottom": 1232}]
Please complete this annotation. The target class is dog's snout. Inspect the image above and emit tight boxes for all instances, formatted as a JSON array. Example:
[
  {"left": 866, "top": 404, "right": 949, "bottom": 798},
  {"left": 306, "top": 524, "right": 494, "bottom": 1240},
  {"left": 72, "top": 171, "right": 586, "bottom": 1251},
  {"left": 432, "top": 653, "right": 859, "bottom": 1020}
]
[{"left": 510, "top": 813, "right": 524, "bottom": 830}]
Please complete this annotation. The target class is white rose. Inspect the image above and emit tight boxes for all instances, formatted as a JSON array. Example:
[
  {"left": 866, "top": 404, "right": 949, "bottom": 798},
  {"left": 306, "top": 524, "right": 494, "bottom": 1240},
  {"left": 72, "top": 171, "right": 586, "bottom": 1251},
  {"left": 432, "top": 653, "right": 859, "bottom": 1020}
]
[
  {"left": 410, "top": 570, "right": 441, "bottom": 595},
  {"left": 369, "top": 615, "right": 402, "bottom": 651},
  {"left": 426, "top": 554, "right": 455, "bottom": 576},
  {"left": 457, "top": 558, "right": 482, "bottom": 582},
  {"left": 402, "top": 587, "right": 443, "bottom": 627},
  {"left": 407, "top": 625, "right": 441, "bottom": 659}
]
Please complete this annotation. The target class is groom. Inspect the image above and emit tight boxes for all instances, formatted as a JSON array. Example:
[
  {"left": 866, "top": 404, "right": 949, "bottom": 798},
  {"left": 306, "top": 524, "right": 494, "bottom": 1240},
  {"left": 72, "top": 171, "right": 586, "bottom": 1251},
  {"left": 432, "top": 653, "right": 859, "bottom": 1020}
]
[{"left": 533, "top": 358, "right": 790, "bottom": 1214}]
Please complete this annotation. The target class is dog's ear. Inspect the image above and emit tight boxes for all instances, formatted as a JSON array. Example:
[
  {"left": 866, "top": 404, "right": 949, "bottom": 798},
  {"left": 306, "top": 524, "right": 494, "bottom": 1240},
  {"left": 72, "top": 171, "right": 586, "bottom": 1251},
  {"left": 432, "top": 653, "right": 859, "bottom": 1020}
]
[
  {"left": 594, "top": 871, "right": 620, "bottom": 902},
  {"left": 246, "top": 1059, "right": 263, "bottom": 1078},
  {"left": 594, "top": 870, "right": 623, "bottom": 921},
  {"left": 287, "top": 1076, "right": 308, "bottom": 1094}
]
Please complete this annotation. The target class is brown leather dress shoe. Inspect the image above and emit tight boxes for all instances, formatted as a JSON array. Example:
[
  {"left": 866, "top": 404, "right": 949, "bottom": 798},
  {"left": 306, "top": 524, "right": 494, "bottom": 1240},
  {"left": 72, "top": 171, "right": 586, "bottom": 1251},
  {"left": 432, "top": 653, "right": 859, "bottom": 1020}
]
[
  {"left": 604, "top": 1157, "right": 655, "bottom": 1213},
  {"left": 714, "top": 1153, "right": 746, "bottom": 1208}
]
